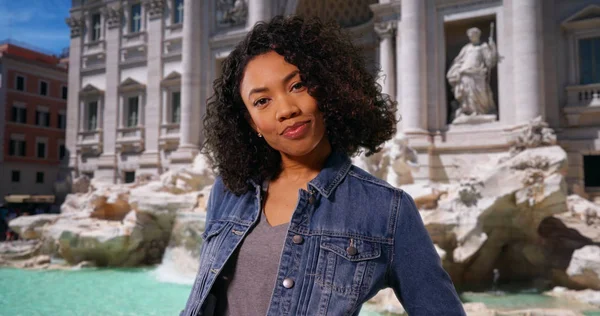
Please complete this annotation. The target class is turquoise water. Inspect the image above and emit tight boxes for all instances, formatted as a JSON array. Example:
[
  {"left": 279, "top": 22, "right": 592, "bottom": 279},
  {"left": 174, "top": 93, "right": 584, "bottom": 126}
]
[
  {"left": 0, "top": 268, "right": 190, "bottom": 316},
  {"left": 2, "top": 268, "right": 599, "bottom": 315}
]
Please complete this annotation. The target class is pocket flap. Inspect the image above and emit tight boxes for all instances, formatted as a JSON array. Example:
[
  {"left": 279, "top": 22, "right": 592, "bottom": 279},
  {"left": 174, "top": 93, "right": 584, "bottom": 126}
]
[{"left": 320, "top": 235, "right": 381, "bottom": 261}]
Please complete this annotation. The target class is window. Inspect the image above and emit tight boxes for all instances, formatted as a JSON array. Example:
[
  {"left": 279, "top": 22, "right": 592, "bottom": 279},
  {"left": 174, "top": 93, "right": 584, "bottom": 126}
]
[
  {"left": 39, "top": 81, "right": 48, "bottom": 96},
  {"left": 62, "top": 86, "right": 68, "bottom": 100},
  {"left": 36, "top": 172, "right": 44, "bottom": 184},
  {"left": 87, "top": 101, "right": 98, "bottom": 131},
  {"left": 124, "top": 171, "right": 136, "bottom": 183},
  {"left": 171, "top": 91, "right": 181, "bottom": 123},
  {"left": 15, "top": 75, "right": 25, "bottom": 91},
  {"left": 58, "top": 113, "right": 66, "bottom": 129},
  {"left": 36, "top": 109, "right": 50, "bottom": 127},
  {"left": 584, "top": 155, "right": 600, "bottom": 187},
  {"left": 36, "top": 140, "right": 47, "bottom": 159},
  {"left": 127, "top": 96, "right": 139, "bottom": 127},
  {"left": 11, "top": 170, "right": 20, "bottom": 183},
  {"left": 59, "top": 144, "right": 66, "bottom": 160},
  {"left": 130, "top": 3, "right": 142, "bottom": 33},
  {"left": 91, "top": 13, "right": 102, "bottom": 41},
  {"left": 579, "top": 37, "right": 600, "bottom": 85},
  {"left": 173, "top": 0, "right": 184, "bottom": 24},
  {"left": 8, "top": 138, "right": 26, "bottom": 157},
  {"left": 11, "top": 105, "right": 27, "bottom": 123}
]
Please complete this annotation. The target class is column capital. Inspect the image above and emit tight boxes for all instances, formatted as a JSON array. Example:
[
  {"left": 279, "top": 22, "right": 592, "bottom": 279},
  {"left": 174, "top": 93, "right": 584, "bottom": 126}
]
[
  {"left": 144, "top": 0, "right": 165, "bottom": 20},
  {"left": 375, "top": 21, "right": 396, "bottom": 39},
  {"left": 101, "top": 5, "right": 122, "bottom": 29},
  {"left": 65, "top": 16, "right": 84, "bottom": 38}
]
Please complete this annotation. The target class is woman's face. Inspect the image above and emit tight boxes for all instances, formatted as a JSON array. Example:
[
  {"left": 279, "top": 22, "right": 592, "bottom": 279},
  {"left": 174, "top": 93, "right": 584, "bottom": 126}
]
[{"left": 240, "top": 51, "right": 329, "bottom": 158}]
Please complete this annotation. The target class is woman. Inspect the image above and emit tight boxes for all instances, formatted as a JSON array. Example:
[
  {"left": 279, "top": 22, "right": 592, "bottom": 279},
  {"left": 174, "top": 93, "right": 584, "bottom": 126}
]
[{"left": 181, "top": 16, "right": 465, "bottom": 316}]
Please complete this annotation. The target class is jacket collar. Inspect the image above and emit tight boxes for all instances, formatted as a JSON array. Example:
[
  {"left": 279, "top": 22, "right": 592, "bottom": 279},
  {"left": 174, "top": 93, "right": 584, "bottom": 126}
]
[
  {"left": 249, "top": 151, "right": 352, "bottom": 199},
  {"left": 308, "top": 151, "right": 352, "bottom": 198}
]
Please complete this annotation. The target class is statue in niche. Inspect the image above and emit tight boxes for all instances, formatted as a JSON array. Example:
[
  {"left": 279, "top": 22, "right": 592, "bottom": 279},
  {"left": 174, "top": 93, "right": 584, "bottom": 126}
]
[
  {"left": 217, "top": 0, "right": 247, "bottom": 26},
  {"left": 447, "top": 24, "right": 498, "bottom": 124}
]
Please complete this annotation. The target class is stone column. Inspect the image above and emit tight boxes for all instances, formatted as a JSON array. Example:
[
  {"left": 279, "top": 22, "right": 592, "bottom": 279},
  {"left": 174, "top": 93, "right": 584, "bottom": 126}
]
[
  {"left": 171, "top": 0, "right": 201, "bottom": 165},
  {"left": 140, "top": 0, "right": 165, "bottom": 174},
  {"left": 79, "top": 100, "right": 86, "bottom": 132},
  {"left": 247, "top": 0, "right": 270, "bottom": 28},
  {"left": 97, "top": 5, "right": 122, "bottom": 183},
  {"left": 399, "top": 0, "right": 427, "bottom": 133},
  {"left": 375, "top": 21, "right": 396, "bottom": 98},
  {"left": 161, "top": 89, "right": 169, "bottom": 125},
  {"left": 65, "top": 16, "right": 84, "bottom": 177},
  {"left": 512, "top": 0, "right": 544, "bottom": 123}
]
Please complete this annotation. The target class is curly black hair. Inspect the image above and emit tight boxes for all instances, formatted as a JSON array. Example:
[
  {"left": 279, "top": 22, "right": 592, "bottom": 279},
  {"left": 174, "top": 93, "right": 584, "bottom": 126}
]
[{"left": 203, "top": 15, "right": 398, "bottom": 194}]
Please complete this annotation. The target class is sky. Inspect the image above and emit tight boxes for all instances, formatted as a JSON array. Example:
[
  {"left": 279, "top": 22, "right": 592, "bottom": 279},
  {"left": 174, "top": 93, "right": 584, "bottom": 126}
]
[{"left": 0, "top": 0, "right": 71, "bottom": 56}]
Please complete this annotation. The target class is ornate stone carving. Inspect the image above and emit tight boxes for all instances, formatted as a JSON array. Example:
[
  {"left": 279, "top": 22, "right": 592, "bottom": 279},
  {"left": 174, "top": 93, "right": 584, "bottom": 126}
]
[
  {"left": 217, "top": 0, "right": 247, "bottom": 26},
  {"left": 101, "top": 6, "right": 122, "bottom": 29},
  {"left": 65, "top": 16, "right": 84, "bottom": 38},
  {"left": 374, "top": 21, "right": 395, "bottom": 39},
  {"left": 447, "top": 24, "right": 498, "bottom": 124},
  {"left": 510, "top": 116, "right": 557, "bottom": 156},
  {"left": 144, "top": 0, "right": 165, "bottom": 20}
]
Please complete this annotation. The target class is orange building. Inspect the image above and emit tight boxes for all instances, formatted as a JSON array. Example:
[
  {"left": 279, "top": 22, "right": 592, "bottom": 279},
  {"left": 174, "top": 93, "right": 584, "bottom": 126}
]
[{"left": 0, "top": 41, "right": 68, "bottom": 202}]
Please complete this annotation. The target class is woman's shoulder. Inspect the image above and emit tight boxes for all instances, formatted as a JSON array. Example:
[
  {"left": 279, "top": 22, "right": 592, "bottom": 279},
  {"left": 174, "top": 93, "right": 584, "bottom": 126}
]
[{"left": 346, "top": 164, "right": 401, "bottom": 192}]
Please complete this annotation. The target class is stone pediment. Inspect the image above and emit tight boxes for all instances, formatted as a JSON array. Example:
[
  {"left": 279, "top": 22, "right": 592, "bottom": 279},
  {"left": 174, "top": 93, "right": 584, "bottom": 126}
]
[
  {"left": 562, "top": 5, "right": 600, "bottom": 30},
  {"left": 79, "top": 84, "right": 104, "bottom": 96},
  {"left": 161, "top": 71, "right": 181, "bottom": 86},
  {"left": 119, "top": 77, "right": 146, "bottom": 92}
]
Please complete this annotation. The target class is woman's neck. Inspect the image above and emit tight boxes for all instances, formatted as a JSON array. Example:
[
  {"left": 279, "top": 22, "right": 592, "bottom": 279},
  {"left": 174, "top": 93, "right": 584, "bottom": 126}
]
[{"left": 277, "top": 138, "right": 332, "bottom": 186}]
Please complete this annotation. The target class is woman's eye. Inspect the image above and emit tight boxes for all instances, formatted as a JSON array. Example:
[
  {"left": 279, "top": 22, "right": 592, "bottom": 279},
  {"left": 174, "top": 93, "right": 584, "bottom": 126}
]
[
  {"left": 254, "top": 98, "right": 269, "bottom": 107},
  {"left": 291, "top": 82, "right": 305, "bottom": 91}
]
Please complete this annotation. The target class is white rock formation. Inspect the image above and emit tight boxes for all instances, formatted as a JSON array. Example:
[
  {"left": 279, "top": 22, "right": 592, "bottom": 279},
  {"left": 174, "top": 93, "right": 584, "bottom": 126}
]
[
  {"left": 71, "top": 175, "right": 91, "bottom": 193},
  {"left": 8, "top": 214, "right": 60, "bottom": 240},
  {"left": 1, "top": 153, "right": 214, "bottom": 268},
  {"left": 567, "top": 246, "right": 600, "bottom": 290}
]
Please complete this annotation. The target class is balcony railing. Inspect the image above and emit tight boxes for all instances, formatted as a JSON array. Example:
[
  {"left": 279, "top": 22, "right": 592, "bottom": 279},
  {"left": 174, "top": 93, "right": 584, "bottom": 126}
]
[
  {"left": 159, "top": 123, "right": 180, "bottom": 150},
  {"left": 564, "top": 83, "right": 600, "bottom": 126},
  {"left": 566, "top": 83, "right": 600, "bottom": 107},
  {"left": 76, "top": 130, "right": 103, "bottom": 155},
  {"left": 116, "top": 126, "right": 144, "bottom": 153}
]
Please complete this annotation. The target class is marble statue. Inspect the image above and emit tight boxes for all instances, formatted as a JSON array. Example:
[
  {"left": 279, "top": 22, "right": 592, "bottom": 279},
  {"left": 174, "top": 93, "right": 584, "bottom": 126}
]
[
  {"left": 217, "top": 0, "right": 247, "bottom": 26},
  {"left": 447, "top": 25, "right": 498, "bottom": 124}
]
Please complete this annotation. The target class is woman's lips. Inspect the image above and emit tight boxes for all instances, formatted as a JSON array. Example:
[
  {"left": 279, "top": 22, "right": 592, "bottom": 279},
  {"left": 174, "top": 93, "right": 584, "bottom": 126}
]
[{"left": 282, "top": 121, "right": 310, "bottom": 139}]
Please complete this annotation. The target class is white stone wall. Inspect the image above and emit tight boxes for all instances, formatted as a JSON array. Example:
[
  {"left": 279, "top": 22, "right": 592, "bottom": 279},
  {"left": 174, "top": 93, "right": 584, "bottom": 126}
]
[{"left": 64, "top": 0, "right": 600, "bottom": 194}]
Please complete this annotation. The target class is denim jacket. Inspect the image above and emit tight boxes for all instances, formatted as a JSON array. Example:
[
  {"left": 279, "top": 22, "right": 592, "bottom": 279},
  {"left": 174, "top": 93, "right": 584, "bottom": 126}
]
[{"left": 181, "top": 151, "right": 466, "bottom": 316}]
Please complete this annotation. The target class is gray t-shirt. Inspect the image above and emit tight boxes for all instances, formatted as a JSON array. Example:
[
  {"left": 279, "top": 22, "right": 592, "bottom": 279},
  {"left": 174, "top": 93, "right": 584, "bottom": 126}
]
[{"left": 223, "top": 212, "right": 288, "bottom": 316}]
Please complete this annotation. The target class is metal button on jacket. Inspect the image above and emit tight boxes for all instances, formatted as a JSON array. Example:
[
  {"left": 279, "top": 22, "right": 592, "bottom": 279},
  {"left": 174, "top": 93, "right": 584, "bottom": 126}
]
[
  {"left": 292, "top": 235, "right": 304, "bottom": 244},
  {"left": 283, "top": 278, "right": 295, "bottom": 289},
  {"left": 346, "top": 246, "right": 358, "bottom": 256}
]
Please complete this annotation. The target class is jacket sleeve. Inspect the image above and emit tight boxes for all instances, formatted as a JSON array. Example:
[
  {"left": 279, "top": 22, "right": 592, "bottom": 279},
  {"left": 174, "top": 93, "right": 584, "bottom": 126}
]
[
  {"left": 387, "top": 190, "right": 466, "bottom": 316},
  {"left": 180, "top": 176, "right": 225, "bottom": 316}
]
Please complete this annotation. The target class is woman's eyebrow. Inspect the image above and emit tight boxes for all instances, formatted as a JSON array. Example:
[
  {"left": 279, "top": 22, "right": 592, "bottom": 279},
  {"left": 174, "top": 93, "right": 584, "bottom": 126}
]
[
  {"left": 247, "top": 70, "right": 300, "bottom": 98},
  {"left": 282, "top": 70, "right": 300, "bottom": 84}
]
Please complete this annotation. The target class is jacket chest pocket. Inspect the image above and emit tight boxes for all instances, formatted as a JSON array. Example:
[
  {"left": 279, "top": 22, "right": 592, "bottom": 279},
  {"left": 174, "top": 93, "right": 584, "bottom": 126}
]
[{"left": 315, "top": 235, "right": 381, "bottom": 300}]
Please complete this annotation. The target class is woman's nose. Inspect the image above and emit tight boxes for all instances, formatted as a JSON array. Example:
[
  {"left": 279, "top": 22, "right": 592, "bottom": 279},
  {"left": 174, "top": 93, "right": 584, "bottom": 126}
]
[{"left": 276, "top": 98, "right": 300, "bottom": 122}]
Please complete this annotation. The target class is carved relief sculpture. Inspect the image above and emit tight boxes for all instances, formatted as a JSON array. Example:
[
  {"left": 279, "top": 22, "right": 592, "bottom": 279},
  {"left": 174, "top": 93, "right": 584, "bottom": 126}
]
[
  {"left": 446, "top": 24, "right": 498, "bottom": 124},
  {"left": 217, "top": 0, "right": 247, "bottom": 26},
  {"left": 144, "top": 0, "right": 165, "bottom": 20},
  {"left": 101, "top": 5, "right": 122, "bottom": 29},
  {"left": 66, "top": 16, "right": 84, "bottom": 38}
]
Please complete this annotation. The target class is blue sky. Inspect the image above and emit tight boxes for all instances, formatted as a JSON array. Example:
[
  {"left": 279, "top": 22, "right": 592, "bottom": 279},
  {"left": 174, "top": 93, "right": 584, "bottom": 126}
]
[{"left": 0, "top": 0, "right": 71, "bottom": 55}]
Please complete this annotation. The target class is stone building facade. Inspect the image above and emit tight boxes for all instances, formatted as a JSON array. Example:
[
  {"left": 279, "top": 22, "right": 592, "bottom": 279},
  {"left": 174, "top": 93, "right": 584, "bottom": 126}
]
[{"left": 65, "top": 0, "right": 600, "bottom": 197}]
